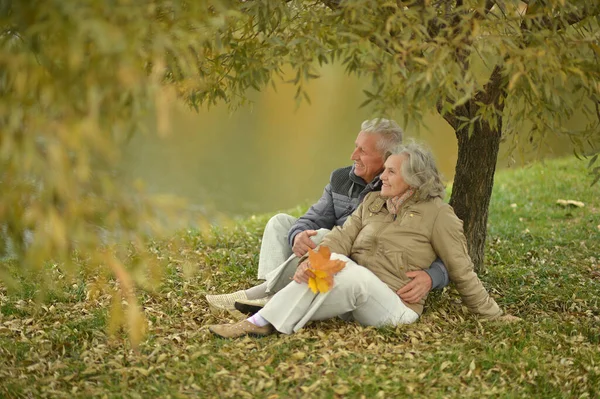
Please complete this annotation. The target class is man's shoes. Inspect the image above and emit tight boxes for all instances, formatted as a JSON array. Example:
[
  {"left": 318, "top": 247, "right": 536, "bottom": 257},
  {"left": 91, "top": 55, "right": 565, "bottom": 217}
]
[
  {"left": 205, "top": 290, "right": 248, "bottom": 311},
  {"left": 234, "top": 296, "right": 272, "bottom": 315},
  {"left": 208, "top": 320, "right": 274, "bottom": 338}
]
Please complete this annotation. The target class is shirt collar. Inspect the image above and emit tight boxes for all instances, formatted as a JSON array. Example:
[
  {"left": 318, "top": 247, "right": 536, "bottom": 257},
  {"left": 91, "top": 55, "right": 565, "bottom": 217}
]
[{"left": 349, "top": 164, "right": 382, "bottom": 188}]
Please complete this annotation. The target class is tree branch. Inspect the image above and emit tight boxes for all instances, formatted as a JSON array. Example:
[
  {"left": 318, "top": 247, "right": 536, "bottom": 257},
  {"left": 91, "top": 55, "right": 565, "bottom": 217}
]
[
  {"left": 525, "top": 1, "right": 600, "bottom": 32},
  {"left": 321, "top": 0, "right": 341, "bottom": 11},
  {"left": 479, "top": 64, "right": 506, "bottom": 107},
  {"left": 440, "top": 105, "right": 459, "bottom": 129},
  {"left": 474, "top": 0, "right": 497, "bottom": 19},
  {"left": 550, "top": 2, "right": 600, "bottom": 28}
]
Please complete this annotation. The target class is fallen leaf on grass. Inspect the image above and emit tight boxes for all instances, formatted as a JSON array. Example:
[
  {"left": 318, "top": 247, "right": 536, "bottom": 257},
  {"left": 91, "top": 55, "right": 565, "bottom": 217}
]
[
  {"left": 291, "top": 351, "right": 306, "bottom": 360},
  {"left": 306, "top": 246, "right": 346, "bottom": 294},
  {"left": 497, "top": 314, "right": 522, "bottom": 323},
  {"left": 556, "top": 199, "right": 585, "bottom": 208}
]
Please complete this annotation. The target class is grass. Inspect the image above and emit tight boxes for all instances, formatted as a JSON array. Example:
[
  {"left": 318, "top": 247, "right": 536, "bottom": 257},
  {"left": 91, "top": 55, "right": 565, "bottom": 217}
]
[{"left": 1, "top": 156, "right": 599, "bottom": 398}]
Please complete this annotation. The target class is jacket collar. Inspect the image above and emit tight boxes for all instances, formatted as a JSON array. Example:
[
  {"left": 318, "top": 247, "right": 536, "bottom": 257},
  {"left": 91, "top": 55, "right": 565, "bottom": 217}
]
[
  {"left": 368, "top": 195, "right": 387, "bottom": 213},
  {"left": 349, "top": 165, "right": 383, "bottom": 189}
]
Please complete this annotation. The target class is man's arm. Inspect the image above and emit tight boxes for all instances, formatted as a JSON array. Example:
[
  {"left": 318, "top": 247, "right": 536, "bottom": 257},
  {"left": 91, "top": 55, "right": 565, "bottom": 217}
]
[
  {"left": 297, "top": 199, "right": 368, "bottom": 265},
  {"left": 287, "top": 183, "right": 337, "bottom": 248},
  {"left": 397, "top": 258, "right": 449, "bottom": 304},
  {"left": 425, "top": 258, "right": 450, "bottom": 289}
]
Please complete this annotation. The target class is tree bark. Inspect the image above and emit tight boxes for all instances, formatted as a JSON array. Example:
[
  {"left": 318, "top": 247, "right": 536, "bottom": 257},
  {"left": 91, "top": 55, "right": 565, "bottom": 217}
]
[
  {"left": 443, "top": 66, "right": 506, "bottom": 272},
  {"left": 449, "top": 116, "right": 502, "bottom": 272}
]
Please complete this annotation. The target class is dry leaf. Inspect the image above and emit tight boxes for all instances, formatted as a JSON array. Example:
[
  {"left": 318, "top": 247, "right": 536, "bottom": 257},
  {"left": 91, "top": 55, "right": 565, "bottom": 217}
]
[
  {"left": 306, "top": 246, "right": 346, "bottom": 293},
  {"left": 556, "top": 199, "right": 585, "bottom": 208},
  {"left": 498, "top": 314, "right": 522, "bottom": 323},
  {"left": 292, "top": 351, "right": 306, "bottom": 360}
]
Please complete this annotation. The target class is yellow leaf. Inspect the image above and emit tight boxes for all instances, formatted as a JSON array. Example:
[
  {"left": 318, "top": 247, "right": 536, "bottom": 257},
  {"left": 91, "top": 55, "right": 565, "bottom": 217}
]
[
  {"left": 316, "top": 275, "right": 331, "bottom": 293},
  {"left": 508, "top": 72, "right": 522, "bottom": 91},
  {"left": 133, "top": 367, "right": 151, "bottom": 376},
  {"left": 157, "top": 353, "right": 168, "bottom": 363},
  {"left": 314, "top": 270, "right": 329, "bottom": 278},
  {"left": 308, "top": 277, "right": 318, "bottom": 293},
  {"left": 440, "top": 361, "right": 452, "bottom": 371},
  {"left": 306, "top": 246, "right": 347, "bottom": 293}
]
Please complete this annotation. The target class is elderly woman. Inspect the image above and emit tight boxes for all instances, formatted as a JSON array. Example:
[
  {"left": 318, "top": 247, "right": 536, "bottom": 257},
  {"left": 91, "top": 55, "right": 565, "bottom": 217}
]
[{"left": 208, "top": 143, "right": 502, "bottom": 338}]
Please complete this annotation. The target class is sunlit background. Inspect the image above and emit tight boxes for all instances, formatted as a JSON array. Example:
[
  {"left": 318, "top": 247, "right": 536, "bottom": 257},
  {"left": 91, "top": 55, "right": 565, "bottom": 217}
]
[{"left": 121, "top": 63, "right": 576, "bottom": 221}]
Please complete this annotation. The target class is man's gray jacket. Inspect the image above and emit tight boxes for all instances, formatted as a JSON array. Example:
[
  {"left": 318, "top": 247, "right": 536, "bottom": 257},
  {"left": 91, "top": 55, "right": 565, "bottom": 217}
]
[{"left": 286, "top": 165, "right": 449, "bottom": 289}]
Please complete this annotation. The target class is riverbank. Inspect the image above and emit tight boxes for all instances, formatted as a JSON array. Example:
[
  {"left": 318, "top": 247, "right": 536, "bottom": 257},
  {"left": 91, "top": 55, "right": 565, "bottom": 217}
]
[{"left": 1, "top": 156, "right": 599, "bottom": 398}]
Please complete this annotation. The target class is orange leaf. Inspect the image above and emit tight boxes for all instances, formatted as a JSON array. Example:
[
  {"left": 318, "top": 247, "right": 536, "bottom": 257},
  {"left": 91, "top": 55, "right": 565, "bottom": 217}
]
[{"left": 306, "top": 246, "right": 346, "bottom": 293}]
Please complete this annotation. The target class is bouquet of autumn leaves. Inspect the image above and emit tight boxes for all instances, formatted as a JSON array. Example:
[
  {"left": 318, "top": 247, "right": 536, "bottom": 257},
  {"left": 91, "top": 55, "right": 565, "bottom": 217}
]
[{"left": 306, "top": 246, "right": 347, "bottom": 293}]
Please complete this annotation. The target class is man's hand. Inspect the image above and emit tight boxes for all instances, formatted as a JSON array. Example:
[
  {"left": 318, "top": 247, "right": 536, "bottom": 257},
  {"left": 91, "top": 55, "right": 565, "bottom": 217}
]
[
  {"left": 292, "top": 230, "right": 318, "bottom": 257},
  {"left": 397, "top": 270, "right": 433, "bottom": 304},
  {"left": 293, "top": 260, "right": 315, "bottom": 284}
]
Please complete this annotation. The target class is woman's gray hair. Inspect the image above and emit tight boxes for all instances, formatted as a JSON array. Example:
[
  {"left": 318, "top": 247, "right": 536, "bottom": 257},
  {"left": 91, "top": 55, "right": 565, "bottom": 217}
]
[
  {"left": 392, "top": 142, "right": 446, "bottom": 200},
  {"left": 361, "top": 118, "right": 403, "bottom": 158}
]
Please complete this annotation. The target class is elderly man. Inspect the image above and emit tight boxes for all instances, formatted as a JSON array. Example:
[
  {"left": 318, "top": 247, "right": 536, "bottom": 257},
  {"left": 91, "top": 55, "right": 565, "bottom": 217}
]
[{"left": 206, "top": 118, "right": 448, "bottom": 311}]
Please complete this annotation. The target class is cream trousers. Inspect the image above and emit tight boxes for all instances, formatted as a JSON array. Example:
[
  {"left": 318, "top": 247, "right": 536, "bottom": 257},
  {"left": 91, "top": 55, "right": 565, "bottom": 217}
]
[
  {"left": 257, "top": 214, "right": 297, "bottom": 280},
  {"left": 257, "top": 213, "right": 330, "bottom": 280},
  {"left": 259, "top": 254, "right": 419, "bottom": 334}
]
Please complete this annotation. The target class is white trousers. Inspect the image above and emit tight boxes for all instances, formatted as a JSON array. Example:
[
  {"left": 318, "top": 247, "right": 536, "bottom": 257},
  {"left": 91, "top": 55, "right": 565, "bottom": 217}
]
[
  {"left": 257, "top": 213, "right": 329, "bottom": 280},
  {"left": 259, "top": 254, "right": 419, "bottom": 334},
  {"left": 263, "top": 228, "right": 330, "bottom": 294},
  {"left": 257, "top": 214, "right": 297, "bottom": 279}
]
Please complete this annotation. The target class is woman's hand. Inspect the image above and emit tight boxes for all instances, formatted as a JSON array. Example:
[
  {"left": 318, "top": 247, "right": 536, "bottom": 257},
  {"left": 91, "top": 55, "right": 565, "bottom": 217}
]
[{"left": 293, "top": 260, "right": 316, "bottom": 284}]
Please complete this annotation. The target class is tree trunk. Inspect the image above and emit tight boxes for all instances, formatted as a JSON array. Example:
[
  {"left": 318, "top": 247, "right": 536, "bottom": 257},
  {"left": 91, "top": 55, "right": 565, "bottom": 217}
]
[
  {"left": 449, "top": 118, "right": 502, "bottom": 272},
  {"left": 441, "top": 63, "right": 506, "bottom": 272}
]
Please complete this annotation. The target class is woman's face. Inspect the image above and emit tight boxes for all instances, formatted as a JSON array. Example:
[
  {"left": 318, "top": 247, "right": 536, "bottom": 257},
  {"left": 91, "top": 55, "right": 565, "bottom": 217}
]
[{"left": 380, "top": 154, "right": 411, "bottom": 197}]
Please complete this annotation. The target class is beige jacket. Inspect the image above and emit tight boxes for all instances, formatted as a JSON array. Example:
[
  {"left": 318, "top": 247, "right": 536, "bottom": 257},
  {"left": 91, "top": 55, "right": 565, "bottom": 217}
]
[{"left": 316, "top": 192, "right": 502, "bottom": 318}]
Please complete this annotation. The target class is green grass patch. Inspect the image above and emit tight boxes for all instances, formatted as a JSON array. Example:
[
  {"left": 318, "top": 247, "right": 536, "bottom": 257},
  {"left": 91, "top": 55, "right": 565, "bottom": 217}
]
[{"left": 0, "top": 156, "right": 599, "bottom": 398}]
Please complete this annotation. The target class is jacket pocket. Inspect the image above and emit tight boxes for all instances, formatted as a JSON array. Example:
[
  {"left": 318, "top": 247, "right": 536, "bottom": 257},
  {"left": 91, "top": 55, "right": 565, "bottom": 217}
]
[
  {"left": 386, "top": 250, "right": 407, "bottom": 274},
  {"left": 399, "top": 210, "right": 422, "bottom": 229}
]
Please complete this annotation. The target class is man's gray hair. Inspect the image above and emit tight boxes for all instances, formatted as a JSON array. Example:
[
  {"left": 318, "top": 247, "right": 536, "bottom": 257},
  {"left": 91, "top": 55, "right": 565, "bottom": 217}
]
[
  {"left": 391, "top": 142, "right": 446, "bottom": 200},
  {"left": 361, "top": 118, "right": 403, "bottom": 158}
]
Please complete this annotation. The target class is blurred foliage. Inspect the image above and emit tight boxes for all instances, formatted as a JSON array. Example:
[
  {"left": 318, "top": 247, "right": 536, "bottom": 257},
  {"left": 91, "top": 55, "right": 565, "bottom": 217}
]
[
  {"left": 0, "top": 0, "right": 227, "bottom": 346},
  {"left": 1, "top": 0, "right": 599, "bottom": 345}
]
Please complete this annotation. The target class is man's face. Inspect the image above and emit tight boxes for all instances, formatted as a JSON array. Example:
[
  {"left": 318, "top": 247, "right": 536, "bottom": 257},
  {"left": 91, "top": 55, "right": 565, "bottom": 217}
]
[{"left": 350, "top": 131, "right": 386, "bottom": 183}]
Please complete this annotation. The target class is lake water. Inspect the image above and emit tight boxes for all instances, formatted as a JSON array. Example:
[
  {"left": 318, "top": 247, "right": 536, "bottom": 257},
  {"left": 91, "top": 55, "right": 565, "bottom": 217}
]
[{"left": 121, "top": 64, "right": 576, "bottom": 221}]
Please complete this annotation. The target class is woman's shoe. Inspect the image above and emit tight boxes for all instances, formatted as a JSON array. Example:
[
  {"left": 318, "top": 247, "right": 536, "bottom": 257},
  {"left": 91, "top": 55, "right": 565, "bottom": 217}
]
[{"left": 208, "top": 320, "right": 274, "bottom": 338}]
